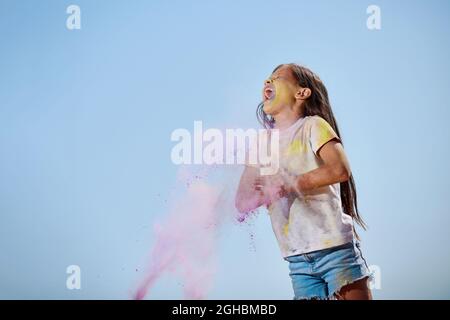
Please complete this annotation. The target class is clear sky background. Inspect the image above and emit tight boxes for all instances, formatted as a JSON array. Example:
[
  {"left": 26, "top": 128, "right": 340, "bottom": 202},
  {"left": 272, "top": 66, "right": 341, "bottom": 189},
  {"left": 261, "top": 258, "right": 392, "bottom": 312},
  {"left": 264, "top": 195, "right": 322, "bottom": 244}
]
[{"left": 1, "top": 0, "right": 450, "bottom": 299}]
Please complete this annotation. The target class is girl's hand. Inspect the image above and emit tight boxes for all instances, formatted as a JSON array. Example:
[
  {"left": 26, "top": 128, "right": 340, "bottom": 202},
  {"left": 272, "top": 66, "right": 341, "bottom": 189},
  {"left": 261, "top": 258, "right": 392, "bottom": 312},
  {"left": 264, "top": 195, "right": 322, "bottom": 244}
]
[
  {"left": 253, "top": 174, "right": 290, "bottom": 203},
  {"left": 254, "top": 169, "right": 304, "bottom": 199},
  {"left": 278, "top": 168, "right": 302, "bottom": 196}
]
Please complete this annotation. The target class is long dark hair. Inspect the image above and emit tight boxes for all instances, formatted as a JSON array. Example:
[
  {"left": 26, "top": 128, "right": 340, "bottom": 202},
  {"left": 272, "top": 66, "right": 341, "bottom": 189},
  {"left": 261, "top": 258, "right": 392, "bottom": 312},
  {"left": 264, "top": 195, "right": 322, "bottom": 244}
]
[{"left": 257, "top": 63, "right": 367, "bottom": 232}]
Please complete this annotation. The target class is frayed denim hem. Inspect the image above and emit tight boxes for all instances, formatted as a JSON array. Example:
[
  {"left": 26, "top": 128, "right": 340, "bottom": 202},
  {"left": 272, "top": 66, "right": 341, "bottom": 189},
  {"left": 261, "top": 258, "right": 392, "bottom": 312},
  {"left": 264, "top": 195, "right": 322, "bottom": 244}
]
[
  {"left": 328, "top": 273, "right": 372, "bottom": 300},
  {"left": 293, "top": 272, "right": 373, "bottom": 300},
  {"left": 293, "top": 295, "right": 330, "bottom": 300}
]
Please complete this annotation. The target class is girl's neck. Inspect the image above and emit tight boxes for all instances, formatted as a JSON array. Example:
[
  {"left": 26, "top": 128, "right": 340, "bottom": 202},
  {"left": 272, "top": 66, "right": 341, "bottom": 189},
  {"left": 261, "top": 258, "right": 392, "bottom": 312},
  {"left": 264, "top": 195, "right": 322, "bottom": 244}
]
[{"left": 273, "top": 111, "right": 304, "bottom": 130}]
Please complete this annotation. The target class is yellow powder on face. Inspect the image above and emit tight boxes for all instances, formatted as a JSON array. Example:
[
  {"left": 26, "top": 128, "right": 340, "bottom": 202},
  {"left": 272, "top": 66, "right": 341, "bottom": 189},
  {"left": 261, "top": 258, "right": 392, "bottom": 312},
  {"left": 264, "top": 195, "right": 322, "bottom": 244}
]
[
  {"left": 272, "top": 81, "right": 293, "bottom": 106},
  {"left": 263, "top": 80, "right": 295, "bottom": 115}
]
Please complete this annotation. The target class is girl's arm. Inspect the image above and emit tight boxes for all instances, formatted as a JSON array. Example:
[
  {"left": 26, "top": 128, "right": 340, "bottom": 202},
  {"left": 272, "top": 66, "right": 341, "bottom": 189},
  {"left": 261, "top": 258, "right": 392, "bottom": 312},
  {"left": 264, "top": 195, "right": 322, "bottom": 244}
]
[
  {"left": 235, "top": 139, "right": 350, "bottom": 211},
  {"left": 293, "top": 139, "right": 352, "bottom": 193},
  {"left": 235, "top": 166, "right": 267, "bottom": 213}
]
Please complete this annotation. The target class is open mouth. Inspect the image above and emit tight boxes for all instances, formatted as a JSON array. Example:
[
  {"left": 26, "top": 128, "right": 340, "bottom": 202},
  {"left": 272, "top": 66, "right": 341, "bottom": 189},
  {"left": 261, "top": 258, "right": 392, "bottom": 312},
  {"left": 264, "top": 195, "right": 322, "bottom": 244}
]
[{"left": 264, "top": 86, "right": 275, "bottom": 101}]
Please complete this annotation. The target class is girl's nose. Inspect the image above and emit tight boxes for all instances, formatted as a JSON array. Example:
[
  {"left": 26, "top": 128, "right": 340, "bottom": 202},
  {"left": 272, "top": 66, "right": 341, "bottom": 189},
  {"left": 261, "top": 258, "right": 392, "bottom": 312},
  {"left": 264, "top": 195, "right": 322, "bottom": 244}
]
[{"left": 264, "top": 79, "right": 273, "bottom": 85}]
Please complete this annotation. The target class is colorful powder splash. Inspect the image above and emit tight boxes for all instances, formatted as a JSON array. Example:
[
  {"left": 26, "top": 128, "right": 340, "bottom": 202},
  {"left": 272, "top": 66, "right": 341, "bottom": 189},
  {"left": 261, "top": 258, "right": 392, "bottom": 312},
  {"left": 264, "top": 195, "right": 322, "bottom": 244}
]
[
  {"left": 133, "top": 165, "right": 260, "bottom": 300},
  {"left": 133, "top": 125, "right": 287, "bottom": 299}
]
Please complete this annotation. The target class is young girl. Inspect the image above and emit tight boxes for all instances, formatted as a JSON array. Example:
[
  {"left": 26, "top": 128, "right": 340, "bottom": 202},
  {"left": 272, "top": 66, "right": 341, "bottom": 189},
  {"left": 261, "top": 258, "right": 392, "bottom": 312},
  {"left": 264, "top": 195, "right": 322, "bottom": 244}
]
[{"left": 235, "top": 63, "right": 372, "bottom": 300}]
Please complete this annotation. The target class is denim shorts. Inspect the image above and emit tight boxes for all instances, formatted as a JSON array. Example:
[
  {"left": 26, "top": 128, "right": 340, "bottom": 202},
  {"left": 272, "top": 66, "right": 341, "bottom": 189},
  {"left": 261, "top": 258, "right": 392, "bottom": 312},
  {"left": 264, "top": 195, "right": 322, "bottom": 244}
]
[{"left": 284, "top": 241, "right": 371, "bottom": 300}]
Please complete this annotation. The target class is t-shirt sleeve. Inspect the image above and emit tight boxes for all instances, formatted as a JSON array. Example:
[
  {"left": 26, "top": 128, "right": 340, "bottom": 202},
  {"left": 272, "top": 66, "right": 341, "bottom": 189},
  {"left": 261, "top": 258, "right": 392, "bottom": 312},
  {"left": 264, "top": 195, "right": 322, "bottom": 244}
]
[{"left": 309, "top": 116, "right": 341, "bottom": 156}]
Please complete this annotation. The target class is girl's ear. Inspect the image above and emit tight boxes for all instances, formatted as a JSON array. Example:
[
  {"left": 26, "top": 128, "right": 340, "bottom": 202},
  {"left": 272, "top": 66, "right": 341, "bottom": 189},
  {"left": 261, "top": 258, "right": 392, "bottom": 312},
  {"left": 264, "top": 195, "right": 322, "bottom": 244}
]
[{"left": 295, "top": 88, "right": 311, "bottom": 100}]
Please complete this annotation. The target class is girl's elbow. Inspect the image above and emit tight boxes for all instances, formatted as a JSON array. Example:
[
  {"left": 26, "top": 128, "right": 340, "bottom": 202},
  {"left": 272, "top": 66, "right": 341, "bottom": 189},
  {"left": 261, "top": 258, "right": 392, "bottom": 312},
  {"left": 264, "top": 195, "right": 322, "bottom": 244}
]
[
  {"left": 333, "top": 165, "right": 351, "bottom": 182},
  {"left": 340, "top": 171, "right": 351, "bottom": 182}
]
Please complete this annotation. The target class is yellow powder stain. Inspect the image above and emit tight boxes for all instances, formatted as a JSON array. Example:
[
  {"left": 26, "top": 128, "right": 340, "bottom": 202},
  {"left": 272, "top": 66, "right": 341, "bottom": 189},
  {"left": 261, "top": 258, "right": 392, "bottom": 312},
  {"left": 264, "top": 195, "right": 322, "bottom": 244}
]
[
  {"left": 323, "top": 239, "right": 333, "bottom": 246},
  {"left": 336, "top": 269, "right": 354, "bottom": 294},
  {"left": 283, "top": 223, "right": 289, "bottom": 236},
  {"left": 317, "top": 121, "right": 336, "bottom": 146},
  {"left": 283, "top": 212, "right": 294, "bottom": 236},
  {"left": 286, "top": 140, "right": 305, "bottom": 156}
]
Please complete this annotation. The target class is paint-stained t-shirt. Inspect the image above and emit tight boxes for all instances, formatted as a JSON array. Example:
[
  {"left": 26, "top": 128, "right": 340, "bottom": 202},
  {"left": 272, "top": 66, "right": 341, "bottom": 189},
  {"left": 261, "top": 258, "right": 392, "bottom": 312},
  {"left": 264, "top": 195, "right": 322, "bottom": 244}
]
[{"left": 268, "top": 115, "right": 354, "bottom": 258}]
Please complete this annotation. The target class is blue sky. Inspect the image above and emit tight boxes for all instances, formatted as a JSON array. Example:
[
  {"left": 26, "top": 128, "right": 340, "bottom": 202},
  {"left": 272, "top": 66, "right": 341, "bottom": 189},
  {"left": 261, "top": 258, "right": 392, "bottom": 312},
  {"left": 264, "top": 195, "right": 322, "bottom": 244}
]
[{"left": 1, "top": 0, "right": 450, "bottom": 299}]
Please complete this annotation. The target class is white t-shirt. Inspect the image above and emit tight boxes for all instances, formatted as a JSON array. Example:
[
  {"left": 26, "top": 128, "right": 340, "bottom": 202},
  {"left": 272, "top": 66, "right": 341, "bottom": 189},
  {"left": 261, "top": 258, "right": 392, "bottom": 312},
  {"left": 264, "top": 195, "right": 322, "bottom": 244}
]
[{"left": 268, "top": 115, "right": 354, "bottom": 258}]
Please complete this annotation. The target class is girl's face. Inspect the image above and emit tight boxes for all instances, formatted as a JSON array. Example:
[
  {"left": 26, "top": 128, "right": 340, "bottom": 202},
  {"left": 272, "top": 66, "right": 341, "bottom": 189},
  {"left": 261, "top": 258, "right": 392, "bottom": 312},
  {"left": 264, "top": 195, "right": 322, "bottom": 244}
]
[{"left": 262, "top": 65, "right": 299, "bottom": 116}]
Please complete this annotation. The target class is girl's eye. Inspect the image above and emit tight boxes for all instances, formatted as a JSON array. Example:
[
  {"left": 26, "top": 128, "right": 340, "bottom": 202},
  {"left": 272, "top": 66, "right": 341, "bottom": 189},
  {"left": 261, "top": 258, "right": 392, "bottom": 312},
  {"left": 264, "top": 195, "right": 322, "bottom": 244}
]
[{"left": 265, "top": 76, "right": 282, "bottom": 84}]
